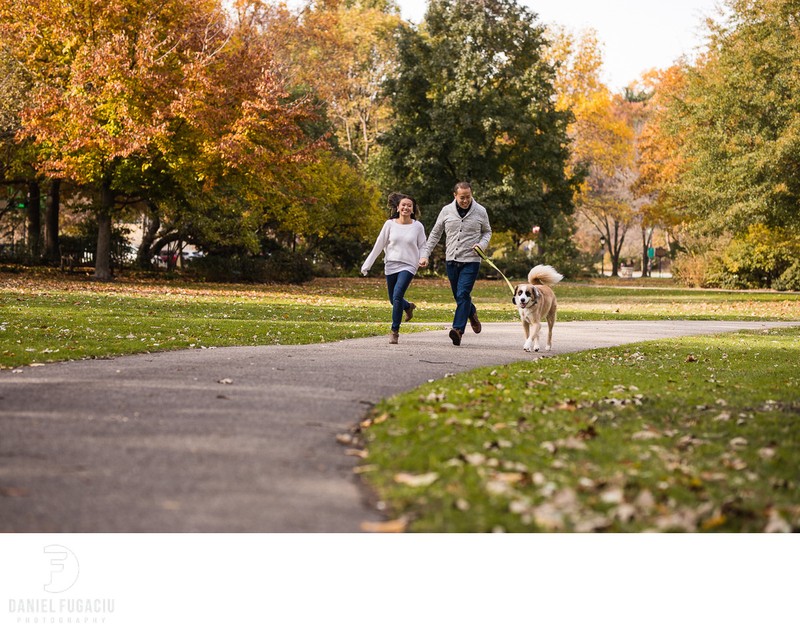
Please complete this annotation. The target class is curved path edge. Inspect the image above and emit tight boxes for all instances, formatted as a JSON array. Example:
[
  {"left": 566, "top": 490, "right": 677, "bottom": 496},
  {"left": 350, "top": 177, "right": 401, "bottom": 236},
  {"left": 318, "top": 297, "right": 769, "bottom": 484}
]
[{"left": 1, "top": 320, "right": 797, "bottom": 532}]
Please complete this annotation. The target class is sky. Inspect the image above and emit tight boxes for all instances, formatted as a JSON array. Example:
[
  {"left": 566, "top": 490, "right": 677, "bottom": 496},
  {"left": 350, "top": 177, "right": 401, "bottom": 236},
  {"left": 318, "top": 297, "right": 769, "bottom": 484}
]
[{"left": 395, "top": 0, "right": 723, "bottom": 91}]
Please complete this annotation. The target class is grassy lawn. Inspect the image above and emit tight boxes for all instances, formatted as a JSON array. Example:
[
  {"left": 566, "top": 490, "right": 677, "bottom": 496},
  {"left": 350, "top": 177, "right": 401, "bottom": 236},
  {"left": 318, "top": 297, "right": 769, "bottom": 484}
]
[
  {"left": 2, "top": 270, "right": 799, "bottom": 368},
  {"left": 2, "top": 269, "right": 798, "bottom": 532},
  {"left": 357, "top": 327, "right": 800, "bottom": 532}
]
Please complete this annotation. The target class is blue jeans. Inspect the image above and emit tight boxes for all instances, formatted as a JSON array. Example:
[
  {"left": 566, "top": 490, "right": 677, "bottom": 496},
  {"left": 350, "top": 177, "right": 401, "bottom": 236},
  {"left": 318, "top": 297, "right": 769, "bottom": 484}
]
[
  {"left": 386, "top": 270, "right": 415, "bottom": 331},
  {"left": 445, "top": 261, "right": 479, "bottom": 333}
]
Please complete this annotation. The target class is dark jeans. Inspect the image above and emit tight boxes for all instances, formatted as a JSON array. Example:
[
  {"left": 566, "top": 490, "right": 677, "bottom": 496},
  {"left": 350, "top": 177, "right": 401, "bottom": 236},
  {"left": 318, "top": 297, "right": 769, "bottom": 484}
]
[
  {"left": 445, "top": 260, "right": 479, "bottom": 333},
  {"left": 386, "top": 270, "right": 415, "bottom": 331}
]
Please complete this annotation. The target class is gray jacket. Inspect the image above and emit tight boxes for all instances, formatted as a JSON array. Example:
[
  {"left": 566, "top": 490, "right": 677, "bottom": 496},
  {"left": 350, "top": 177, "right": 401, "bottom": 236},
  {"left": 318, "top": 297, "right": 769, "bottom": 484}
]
[{"left": 421, "top": 200, "right": 492, "bottom": 262}]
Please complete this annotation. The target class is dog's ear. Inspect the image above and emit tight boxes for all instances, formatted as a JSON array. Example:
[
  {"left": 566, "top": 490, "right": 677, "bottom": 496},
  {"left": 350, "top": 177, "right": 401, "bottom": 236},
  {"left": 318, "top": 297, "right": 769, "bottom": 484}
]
[
  {"left": 532, "top": 287, "right": 540, "bottom": 303},
  {"left": 511, "top": 285, "right": 519, "bottom": 305}
]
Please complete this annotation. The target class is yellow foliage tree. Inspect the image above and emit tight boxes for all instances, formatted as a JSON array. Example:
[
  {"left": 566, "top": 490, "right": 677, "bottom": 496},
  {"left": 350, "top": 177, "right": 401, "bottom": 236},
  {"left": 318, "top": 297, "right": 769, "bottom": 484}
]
[
  {"left": 269, "top": 0, "right": 402, "bottom": 167},
  {"left": 546, "top": 26, "right": 639, "bottom": 276}
]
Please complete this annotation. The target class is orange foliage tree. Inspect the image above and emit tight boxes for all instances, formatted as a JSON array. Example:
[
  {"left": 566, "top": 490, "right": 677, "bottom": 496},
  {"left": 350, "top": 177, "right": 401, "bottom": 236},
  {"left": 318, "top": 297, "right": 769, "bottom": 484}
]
[
  {"left": 546, "top": 26, "right": 640, "bottom": 276},
  {"left": 1, "top": 0, "right": 328, "bottom": 278}
]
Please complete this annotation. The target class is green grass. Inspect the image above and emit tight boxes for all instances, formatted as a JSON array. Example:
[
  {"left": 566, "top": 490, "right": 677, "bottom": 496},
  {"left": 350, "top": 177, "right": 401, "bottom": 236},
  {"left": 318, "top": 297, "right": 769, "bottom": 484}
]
[
  {"left": 3, "top": 272, "right": 799, "bottom": 368},
  {"left": 3, "top": 270, "right": 798, "bottom": 532},
  {"left": 358, "top": 327, "right": 800, "bottom": 532}
]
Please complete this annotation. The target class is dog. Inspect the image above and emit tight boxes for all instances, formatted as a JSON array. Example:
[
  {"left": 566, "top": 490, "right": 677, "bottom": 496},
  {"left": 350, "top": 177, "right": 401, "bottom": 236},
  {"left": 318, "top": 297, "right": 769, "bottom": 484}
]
[{"left": 512, "top": 265, "right": 563, "bottom": 352}]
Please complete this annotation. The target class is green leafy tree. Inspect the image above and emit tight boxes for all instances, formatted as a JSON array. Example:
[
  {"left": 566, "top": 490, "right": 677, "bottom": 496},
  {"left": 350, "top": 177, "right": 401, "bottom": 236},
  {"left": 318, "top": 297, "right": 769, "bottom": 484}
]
[
  {"left": 673, "top": 0, "right": 800, "bottom": 235},
  {"left": 377, "top": 0, "right": 576, "bottom": 243}
]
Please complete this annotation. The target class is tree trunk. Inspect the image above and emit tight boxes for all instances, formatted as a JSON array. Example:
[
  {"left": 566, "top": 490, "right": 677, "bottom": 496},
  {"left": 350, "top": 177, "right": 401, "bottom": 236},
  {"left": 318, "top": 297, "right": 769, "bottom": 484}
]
[
  {"left": 136, "top": 203, "right": 160, "bottom": 266},
  {"left": 45, "top": 178, "right": 61, "bottom": 264},
  {"left": 26, "top": 179, "right": 41, "bottom": 259},
  {"left": 641, "top": 226, "right": 652, "bottom": 278},
  {"left": 94, "top": 180, "right": 114, "bottom": 281}
]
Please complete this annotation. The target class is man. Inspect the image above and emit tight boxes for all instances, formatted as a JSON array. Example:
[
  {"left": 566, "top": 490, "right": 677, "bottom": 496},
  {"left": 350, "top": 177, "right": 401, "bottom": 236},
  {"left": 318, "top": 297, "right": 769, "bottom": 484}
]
[{"left": 419, "top": 181, "right": 492, "bottom": 346}]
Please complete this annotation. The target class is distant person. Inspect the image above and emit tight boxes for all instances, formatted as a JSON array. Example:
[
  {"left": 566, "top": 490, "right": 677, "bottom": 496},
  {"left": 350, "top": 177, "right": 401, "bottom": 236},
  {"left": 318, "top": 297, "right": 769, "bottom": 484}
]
[
  {"left": 419, "top": 181, "right": 492, "bottom": 346},
  {"left": 361, "top": 194, "right": 427, "bottom": 344}
]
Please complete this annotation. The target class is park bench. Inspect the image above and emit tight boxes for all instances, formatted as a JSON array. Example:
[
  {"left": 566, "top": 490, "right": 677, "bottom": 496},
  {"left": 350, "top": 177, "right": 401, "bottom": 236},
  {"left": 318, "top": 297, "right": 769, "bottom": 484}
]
[{"left": 59, "top": 245, "right": 94, "bottom": 272}]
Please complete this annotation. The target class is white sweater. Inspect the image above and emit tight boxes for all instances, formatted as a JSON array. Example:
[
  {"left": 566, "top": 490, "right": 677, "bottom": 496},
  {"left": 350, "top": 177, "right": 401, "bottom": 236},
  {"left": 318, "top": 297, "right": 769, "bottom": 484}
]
[{"left": 361, "top": 219, "right": 427, "bottom": 276}]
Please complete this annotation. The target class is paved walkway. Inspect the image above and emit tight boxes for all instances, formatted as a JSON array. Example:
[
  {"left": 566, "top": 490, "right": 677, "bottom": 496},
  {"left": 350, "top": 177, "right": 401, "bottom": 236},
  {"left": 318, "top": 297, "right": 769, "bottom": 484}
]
[{"left": 1, "top": 320, "right": 797, "bottom": 532}]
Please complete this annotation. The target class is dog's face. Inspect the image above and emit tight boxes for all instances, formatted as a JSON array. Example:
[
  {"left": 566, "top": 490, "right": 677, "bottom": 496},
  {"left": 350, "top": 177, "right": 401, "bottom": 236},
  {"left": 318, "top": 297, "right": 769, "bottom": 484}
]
[{"left": 512, "top": 284, "right": 539, "bottom": 308}]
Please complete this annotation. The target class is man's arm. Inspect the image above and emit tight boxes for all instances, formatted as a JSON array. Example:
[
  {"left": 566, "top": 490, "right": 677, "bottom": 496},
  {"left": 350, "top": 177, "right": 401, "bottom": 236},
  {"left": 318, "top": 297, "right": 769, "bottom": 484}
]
[
  {"left": 419, "top": 209, "right": 446, "bottom": 266},
  {"left": 476, "top": 209, "right": 492, "bottom": 251}
]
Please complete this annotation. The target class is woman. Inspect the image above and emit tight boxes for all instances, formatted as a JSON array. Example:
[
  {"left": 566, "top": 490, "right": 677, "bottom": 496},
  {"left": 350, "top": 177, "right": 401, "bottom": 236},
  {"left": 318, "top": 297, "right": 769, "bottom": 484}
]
[{"left": 361, "top": 193, "right": 427, "bottom": 344}]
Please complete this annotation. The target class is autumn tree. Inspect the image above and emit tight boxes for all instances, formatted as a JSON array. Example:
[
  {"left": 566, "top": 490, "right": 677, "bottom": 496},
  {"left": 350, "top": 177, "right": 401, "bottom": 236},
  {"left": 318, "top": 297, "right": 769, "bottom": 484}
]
[
  {"left": 547, "top": 26, "right": 640, "bottom": 276},
  {"left": 1, "top": 0, "right": 230, "bottom": 278},
  {"left": 635, "top": 65, "right": 690, "bottom": 252},
  {"left": 176, "top": 0, "right": 387, "bottom": 269},
  {"left": 0, "top": 46, "right": 48, "bottom": 260},
  {"left": 377, "top": 0, "right": 576, "bottom": 244},
  {"left": 2, "top": 0, "right": 343, "bottom": 277},
  {"left": 270, "top": 0, "right": 402, "bottom": 168},
  {"left": 645, "top": 0, "right": 800, "bottom": 288}
]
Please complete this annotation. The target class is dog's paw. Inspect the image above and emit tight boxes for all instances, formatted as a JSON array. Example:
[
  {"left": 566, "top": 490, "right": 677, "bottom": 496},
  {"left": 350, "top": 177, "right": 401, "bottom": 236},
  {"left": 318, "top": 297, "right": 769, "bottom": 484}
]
[
  {"left": 533, "top": 345, "right": 540, "bottom": 352},
  {"left": 523, "top": 343, "right": 532, "bottom": 352},
  {"left": 545, "top": 345, "right": 551, "bottom": 351}
]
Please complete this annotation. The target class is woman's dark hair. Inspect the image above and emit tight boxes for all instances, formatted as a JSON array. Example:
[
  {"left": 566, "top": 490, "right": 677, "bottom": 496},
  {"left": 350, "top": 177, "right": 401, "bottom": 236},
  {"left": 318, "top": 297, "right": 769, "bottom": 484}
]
[{"left": 388, "top": 192, "right": 420, "bottom": 219}]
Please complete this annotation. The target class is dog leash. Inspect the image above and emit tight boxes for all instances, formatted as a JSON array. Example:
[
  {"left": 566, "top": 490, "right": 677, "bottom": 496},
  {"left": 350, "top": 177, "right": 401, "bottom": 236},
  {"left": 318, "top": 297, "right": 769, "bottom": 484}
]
[{"left": 473, "top": 245, "right": 515, "bottom": 295}]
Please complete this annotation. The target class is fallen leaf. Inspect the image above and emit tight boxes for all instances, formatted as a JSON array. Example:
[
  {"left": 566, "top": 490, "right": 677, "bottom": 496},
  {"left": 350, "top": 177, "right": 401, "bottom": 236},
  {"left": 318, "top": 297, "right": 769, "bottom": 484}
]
[
  {"left": 764, "top": 508, "right": 791, "bottom": 533},
  {"left": 463, "top": 452, "right": 487, "bottom": 466},
  {"left": 557, "top": 437, "right": 588, "bottom": 451},
  {"left": 0, "top": 487, "right": 29, "bottom": 497},
  {"left": 532, "top": 503, "right": 564, "bottom": 530},
  {"left": 218, "top": 378, "right": 233, "bottom": 384},
  {"left": 600, "top": 487, "right": 625, "bottom": 504},
  {"left": 701, "top": 513, "right": 727, "bottom": 530},
  {"left": 578, "top": 477, "right": 596, "bottom": 490},
  {"left": 360, "top": 518, "right": 408, "bottom": 533},
  {"left": 632, "top": 430, "right": 661, "bottom": 440},
  {"left": 335, "top": 433, "right": 353, "bottom": 445},
  {"left": 614, "top": 503, "right": 637, "bottom": 523},
  {"left": 394, "top": 472, "right": 438, "bottom": 487},
  {"left": 540, "top": 441, "right": 556, "bottom": 454},
  {"left": 484, "top": 480, "right": 514, "bottom": 496},
  {"left": 758, "top": 447, "right": 776, "bottom": 460},
  {"left": 494, "top": 472, "right": 524, "bottom": 484}
]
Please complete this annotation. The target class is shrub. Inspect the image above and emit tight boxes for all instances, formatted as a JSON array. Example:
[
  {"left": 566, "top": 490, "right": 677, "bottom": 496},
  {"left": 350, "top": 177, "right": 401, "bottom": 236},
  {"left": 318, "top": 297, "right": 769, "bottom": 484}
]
[
  {"left": 674, "top": 226, "right": 800, "bottom": 289},
  {"left": 188, "top": 251, "right": 314, "bottom": 284},
  {"left": 773, "top": 261, "right": 800, "bottom": 291}
]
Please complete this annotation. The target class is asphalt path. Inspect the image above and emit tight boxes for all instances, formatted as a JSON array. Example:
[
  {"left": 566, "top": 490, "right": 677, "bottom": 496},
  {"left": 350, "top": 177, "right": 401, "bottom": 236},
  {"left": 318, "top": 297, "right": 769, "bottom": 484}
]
[{"left": 1, "top": 319, "right": 797, "bottom": 532}]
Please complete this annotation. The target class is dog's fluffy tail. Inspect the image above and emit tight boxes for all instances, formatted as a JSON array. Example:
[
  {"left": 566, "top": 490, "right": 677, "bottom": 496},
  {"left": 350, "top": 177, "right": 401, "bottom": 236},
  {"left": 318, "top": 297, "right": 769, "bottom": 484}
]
[{"left": 528, "top": 265, "right": 563, "bottom": 286}]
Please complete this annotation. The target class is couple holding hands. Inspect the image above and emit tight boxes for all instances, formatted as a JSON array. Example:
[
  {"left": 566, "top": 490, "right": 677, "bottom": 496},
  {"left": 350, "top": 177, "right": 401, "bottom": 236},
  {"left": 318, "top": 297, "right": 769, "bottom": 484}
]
[{"left": 361, "top": 181, "right": 492, "bottom": 346}]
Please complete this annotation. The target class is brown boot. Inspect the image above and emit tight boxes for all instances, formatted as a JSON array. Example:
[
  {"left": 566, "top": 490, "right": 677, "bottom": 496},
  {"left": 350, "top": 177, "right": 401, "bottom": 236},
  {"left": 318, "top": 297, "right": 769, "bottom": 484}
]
[
  {"left": 448, "top": 328, "right": 462, "bottom": 346},
  {"left": 404, "top": 302, "right": 416, "bottom": 322},
  {"left": 389, "top": 330, "right": 399, "bottom": 344},
  {"left": 468, "top": 310, "right": 482, "bottom": 334}
]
